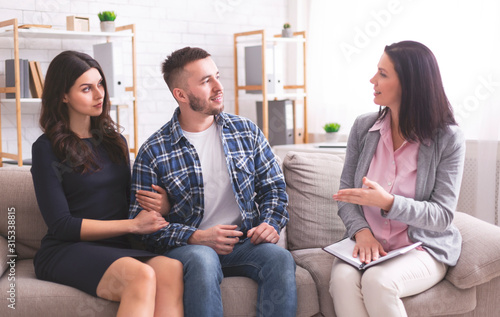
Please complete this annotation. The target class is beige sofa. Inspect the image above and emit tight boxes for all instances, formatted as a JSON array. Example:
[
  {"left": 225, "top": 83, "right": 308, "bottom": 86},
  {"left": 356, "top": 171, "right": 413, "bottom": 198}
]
[{"left": 1, "top": 151, "right": 500, "bottom": 316}]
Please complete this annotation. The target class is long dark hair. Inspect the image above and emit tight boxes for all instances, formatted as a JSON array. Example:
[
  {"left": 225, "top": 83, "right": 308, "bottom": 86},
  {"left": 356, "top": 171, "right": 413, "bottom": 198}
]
[
  {"left": 380, "top": 41, "right": 457, "bottom": 142},
  {"left": 39, "top": 50, "right": 128, "bottom": 173}
]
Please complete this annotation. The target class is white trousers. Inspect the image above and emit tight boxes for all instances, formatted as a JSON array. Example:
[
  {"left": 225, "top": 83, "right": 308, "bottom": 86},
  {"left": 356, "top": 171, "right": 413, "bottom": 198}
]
[{"left": 329, "top": 249, "right": 447, "bottom": 317}]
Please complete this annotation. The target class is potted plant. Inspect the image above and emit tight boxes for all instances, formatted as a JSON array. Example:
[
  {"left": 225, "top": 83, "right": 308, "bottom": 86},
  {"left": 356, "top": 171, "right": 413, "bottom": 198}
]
[
  {"left": 323, "top": 122, "right": 341, "bottom": 142},
  {"left": 282, "top": 23, "right": 293, "bottom": 38},
  {"left": 98, "top": 11, "right": 117, "bottom": 32}
]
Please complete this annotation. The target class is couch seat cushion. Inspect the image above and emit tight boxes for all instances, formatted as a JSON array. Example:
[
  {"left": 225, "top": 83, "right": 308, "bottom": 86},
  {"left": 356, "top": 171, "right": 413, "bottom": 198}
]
[
  {"left": 283, "top": 152, "right": 345, "bottom": 251},
  {"left": 293, "top": 248, "right": 477, "bottom": 317},
  {"left": 0, "top": 259, "right": 118, "bottom": 316},
  {"left": 2, "top": 259, "right": 320, "bottom": 317},
  {"left": 402, "top": 279, "right": 476, "bottom": 316},
  {"left": 221, "top": 265, "right": 319, "bottom": 316},
  {"left": 446, "top": 212, "right": 500, "bottom": 289}
]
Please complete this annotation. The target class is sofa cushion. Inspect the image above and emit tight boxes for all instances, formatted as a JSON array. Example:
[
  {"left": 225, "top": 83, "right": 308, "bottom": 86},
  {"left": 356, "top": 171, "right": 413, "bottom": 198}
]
[
  {"left": 220, "top": 264, "right": 320, "bottom": 316},
  {"left": 402, "top": 278, "right": 476, "bottom": 316},
  {"left": 282, "top": 151, "right": 345, "bottom": 250},
  {"left": 470, "top": 275, "right": 500, "bottom": 317},
  {"left": 0, "top": 167, "right": 47, "bottom": 260},
  {"left": 0, "top": 259, "right": 119, "bottom": 316},
  {"left": 293, "top": 248, "right": 477, "bottom": 317},
  {"left": 0, "top": 259, "right": 320, "bottom": 317},
  {"left": 446, "top": 211, "right": 500, "bottom": 289}
]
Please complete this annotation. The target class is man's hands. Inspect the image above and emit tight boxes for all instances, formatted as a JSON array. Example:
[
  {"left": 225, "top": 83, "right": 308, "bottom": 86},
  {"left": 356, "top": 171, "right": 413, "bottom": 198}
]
[
  {"left": 353, "top": 228, "right": 387, "bottom": 264},
  {"left": 188, "top": 225, "right": 243, "bottom": 255},
  {"left": 247, "top": 223, "right": 280, "bottom": 245},
  {"left": 188, "top": 223, "right": 280, "bottom": 255},
  {"left": 136, "top": 184, "right": 171, "bottom": 216},
  {"left": 333, "top": 177, "right": 394, "bottom": 211}
]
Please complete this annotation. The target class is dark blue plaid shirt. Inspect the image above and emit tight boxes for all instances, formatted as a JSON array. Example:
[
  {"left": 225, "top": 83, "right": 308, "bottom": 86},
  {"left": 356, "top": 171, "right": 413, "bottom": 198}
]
[{"left": 129, "top": 108, "right": 288, "bottom": 253}]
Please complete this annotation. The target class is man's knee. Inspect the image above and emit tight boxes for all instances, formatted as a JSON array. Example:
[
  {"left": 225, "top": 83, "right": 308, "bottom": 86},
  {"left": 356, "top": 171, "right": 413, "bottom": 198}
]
[
  {"left": 167, "top": 245, "right": 223, "bottom": 285},
  {"left": 266, "top": 245, "right": 295, "bottom": 270},
  {"left": 186, "top": 246, "right": 219, "bottom": 268}
]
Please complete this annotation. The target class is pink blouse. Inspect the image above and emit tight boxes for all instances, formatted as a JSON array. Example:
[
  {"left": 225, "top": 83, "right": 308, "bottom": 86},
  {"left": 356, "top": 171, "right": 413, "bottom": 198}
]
[{"left": 363, "top": 113, "right": 420, "bottom": 252}]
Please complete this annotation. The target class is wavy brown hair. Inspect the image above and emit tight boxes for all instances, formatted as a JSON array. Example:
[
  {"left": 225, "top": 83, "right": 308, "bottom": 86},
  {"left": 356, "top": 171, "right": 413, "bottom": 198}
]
[
  {"left": 39, "top": 50, "right": 128, "bottom": 173},
  {"left": 380, "top": 41, "right": 457, "bottom": 142}
]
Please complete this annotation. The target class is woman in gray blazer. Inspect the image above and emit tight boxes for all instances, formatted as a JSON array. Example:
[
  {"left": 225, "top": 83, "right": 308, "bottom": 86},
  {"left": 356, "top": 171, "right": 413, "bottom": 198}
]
[{"left": 329, "top": 41, "right": 465, "bottom": 317}]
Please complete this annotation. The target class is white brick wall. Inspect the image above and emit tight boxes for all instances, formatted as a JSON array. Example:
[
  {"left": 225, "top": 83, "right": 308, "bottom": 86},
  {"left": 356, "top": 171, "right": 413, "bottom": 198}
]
[{"left": 0, "top": 0, "right": 289, "bottom": 161}]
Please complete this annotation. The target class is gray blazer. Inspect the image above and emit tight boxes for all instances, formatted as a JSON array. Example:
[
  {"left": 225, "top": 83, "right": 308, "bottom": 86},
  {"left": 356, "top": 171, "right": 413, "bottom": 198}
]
[{"left": 338, "top": 112, "right": 466, "bottom": 266}]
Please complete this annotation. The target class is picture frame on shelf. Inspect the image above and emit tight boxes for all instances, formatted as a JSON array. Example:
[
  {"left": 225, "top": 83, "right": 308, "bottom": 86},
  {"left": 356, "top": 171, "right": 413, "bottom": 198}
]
[{"left": 66, "top": 15, "right": 90, "bottom": 32}]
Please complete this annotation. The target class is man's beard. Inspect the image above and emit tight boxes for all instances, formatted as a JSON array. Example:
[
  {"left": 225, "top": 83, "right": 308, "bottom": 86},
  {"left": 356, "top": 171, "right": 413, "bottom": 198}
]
[{"left": 188, "top": 93, "right": 223, "bottom": 116}]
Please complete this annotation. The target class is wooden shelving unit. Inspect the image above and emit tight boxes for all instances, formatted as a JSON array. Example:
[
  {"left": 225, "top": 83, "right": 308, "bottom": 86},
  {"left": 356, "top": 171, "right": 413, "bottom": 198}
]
[
  {"left": 233, "top": 29, "right": 308, "bottom": 143},
  {"left": 0, "top": 18, "right": 139, "bottom": 166}
]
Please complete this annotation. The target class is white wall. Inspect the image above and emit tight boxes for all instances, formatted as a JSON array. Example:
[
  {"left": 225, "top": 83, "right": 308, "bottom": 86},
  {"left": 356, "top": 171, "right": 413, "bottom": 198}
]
[
  {"left": 306, "top": 0, "right": 500, "bottom": 141},
  {"left": 0, "top": 0, "right": 290, "bottom": 161}
]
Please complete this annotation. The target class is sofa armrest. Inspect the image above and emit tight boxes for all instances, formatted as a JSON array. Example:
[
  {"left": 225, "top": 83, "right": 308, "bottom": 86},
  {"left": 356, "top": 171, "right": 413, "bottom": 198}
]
[
  {"left": 0, "top": 235, "right": 8, "bottom": 276},
  {"left": 276, "top": 226, "right": 288, "bottom": 249},
  {"left": 445, "top": 211, "right": 500, "bottom": 289}
]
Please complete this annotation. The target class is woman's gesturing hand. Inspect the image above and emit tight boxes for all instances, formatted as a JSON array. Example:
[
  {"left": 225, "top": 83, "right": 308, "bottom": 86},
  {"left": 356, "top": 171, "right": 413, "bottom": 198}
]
[{"left": 333, "top": 177, "right": 394, "bottom": 211}]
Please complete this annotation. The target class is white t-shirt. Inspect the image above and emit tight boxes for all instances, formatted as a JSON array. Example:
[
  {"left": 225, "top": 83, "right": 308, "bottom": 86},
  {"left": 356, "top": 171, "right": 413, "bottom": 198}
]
[{"left": 182, "top": 121, "right": 242, "bottom": 230}]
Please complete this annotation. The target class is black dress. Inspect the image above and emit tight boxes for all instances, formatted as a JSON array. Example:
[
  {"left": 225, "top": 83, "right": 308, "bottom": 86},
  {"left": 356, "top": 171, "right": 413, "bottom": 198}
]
[{"left": 31, "top": 134, "right": 156, "bottom": 296}]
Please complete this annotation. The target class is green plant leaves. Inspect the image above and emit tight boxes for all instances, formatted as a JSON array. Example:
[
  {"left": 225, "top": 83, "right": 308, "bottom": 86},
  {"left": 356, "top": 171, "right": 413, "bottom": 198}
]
[
  {"left": 323, "top": 122, "right": 341, "bottom": 132},
  {"left": 98, "top": 11, "right": 117, "bottom": 22}
]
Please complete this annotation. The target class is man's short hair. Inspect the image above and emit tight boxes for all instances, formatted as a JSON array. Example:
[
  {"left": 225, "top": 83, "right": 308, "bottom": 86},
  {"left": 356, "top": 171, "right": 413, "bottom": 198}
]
[{"left": 162, "top": 47, "right": 211, "bottom": 92}]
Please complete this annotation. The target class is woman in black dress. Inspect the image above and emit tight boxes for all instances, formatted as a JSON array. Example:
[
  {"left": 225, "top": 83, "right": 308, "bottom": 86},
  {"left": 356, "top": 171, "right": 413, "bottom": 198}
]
[{"left": 31, "top": 51, "right": 183, "bottom": 316}]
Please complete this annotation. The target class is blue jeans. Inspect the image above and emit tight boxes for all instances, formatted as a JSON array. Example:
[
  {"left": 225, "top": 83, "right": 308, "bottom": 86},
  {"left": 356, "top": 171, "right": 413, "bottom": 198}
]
[{"left": 163, "top": 239, "right": 297, "bottom": 317}]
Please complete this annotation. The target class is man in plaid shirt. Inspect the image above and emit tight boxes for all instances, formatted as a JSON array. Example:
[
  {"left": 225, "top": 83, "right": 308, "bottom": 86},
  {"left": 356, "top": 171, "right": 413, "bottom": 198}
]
[{"left": 129, "top": 47, "right": 297, "bottom": 317}]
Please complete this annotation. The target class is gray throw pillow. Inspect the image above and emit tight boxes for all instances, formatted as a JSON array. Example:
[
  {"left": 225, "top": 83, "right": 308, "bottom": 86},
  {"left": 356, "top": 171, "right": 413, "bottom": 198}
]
[{"left": 283, "top": 151, "right": 346, "bottom": 250}]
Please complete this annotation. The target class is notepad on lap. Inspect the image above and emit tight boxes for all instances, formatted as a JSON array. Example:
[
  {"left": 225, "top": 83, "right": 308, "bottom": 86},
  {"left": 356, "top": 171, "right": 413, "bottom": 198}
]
[{"left": 323, "top": 238, "right": 422, "bottom": 270}]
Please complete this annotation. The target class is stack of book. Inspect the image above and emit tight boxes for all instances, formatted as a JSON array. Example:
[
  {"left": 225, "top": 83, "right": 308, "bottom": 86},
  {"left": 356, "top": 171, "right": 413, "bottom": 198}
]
[{"left": 5, "top": 59, "right": 44, "bottom": 98}]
